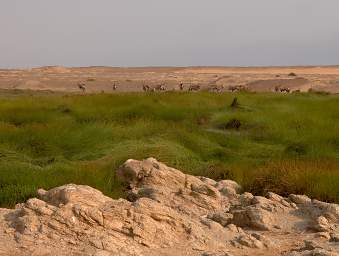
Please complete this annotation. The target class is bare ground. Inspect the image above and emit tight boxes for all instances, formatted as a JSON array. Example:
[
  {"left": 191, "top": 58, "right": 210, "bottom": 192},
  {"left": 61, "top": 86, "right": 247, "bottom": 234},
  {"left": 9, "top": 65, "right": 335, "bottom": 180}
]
[{"left": 0, "top": 66, "right": 338, "bottom": 93}]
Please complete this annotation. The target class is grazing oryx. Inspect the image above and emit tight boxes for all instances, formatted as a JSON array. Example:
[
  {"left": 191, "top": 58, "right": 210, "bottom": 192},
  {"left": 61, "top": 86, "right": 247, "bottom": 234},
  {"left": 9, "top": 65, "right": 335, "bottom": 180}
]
[
  {"left": 280, "top": 87, "right": 291, "bottom": 93},
  {"left": 142, "top": 81, "right": 151, "bottom": 92},
  {"left": 228, "top": 85, "right": 247, "bottom": 92},
  {"left": 209, "top": 85, "right": 224, "bottom": 93},
  {"left": 142, "top": 83, "right": 151, "bottom": 92},
  {"left": 179, "top": 82, "right": 184, "bottom": 91},
  {"left": 78, "top": 82, "right": 86, "bottom": 93},
  {"left": 275, "top": 86, "right": 291, "bottom": 93},
  {"left": 188, "top": 84, "right": 200, "bottom": 91},
  {"left": 155, "top": 83, "right": 166, "bottom": 91},
  {"left": 112, "top": 82, "right": 118, "bottom": 91}
]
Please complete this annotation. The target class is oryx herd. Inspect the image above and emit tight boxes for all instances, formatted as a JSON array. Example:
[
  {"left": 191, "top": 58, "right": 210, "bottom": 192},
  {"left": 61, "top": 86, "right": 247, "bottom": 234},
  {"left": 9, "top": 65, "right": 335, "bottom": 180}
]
[
  {"left": 76, "top": 80, "right": 296, "bottom": 94},
  {"left": 142, "top": 83, "right": 166, "bottom": 92}
]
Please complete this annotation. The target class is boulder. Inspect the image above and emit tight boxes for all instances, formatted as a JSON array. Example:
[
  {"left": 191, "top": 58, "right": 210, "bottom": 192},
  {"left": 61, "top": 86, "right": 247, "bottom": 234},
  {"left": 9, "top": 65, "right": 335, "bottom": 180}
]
[
  {"left": 231, "top": 206, "right": 274, "bottom": 231},
  {"left": 234, "top": 234, "right": 264, "bottom": 249},
  {"left": 314, "top": 216, "right": 331, "bottom": 232},
  {"left": 289, "top": 194, "right": 312, "bottom": 205},
  {"left": 215, "top": 180, "right": 242, "bottom": 196}
]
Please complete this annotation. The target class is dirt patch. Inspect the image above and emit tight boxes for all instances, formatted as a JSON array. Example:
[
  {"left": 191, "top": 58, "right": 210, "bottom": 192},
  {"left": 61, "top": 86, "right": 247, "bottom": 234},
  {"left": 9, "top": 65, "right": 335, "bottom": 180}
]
[{"left": 246, "top": 77, "right": 310, "bottom": 92}]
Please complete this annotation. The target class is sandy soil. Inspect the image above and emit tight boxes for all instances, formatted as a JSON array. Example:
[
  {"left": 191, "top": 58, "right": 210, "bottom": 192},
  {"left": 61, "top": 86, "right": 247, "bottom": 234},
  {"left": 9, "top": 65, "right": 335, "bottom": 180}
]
[{"left": 0, "top": 66, "right": 338, "bottom": 93}]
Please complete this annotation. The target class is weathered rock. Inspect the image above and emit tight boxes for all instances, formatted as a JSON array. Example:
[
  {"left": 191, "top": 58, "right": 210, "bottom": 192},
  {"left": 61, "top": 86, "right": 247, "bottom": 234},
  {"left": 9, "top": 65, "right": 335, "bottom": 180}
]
[
  {"left": 234, "top": 234, "right": 264, "bottom": 249},
  {"left": 302, "top": 240, "right": 323, "bottom": 251},
  {"left": 239, "top": 192, "right": 254, "bottom": 206},
  {"left": 289, "top": 194, "right": 312, "bottom": 205},
  {"left": 309, "top": 249, "right": 339, "bottom": 256},
  {"left": 207, "top": 212, "right": 233, "bottom": 227},
  {"left": 267, "top": 192, "right": 297, "bottom": 209},
  {"left": 288, "top": 249, "right": 339, "bottom": 256},
  {"left": 330, "top": 233, "right": 339, "bottom": 242},
  {"left": 315, "top": 232, "right": 331, "bottom": 240},
  {"left": 324, "top": 204, "right": 339, "bottom": 221},
  {"left": 266, "top": 192, "right": 284, "bottom": 202},
  {"left": 201, "top": 252, "right": 233, "bottom": 256},
  {"left": 215, "top": 180, "right": 241, "bottom": 196},
  {"left": 231, "top": 206, "right": 274, "bottom": 231},
  {"left": 198, "top": 177, "right": 217, "bottom": 187},
  {"left": 0, "top": 158, "right": 338, "bottom": 256},
  {"left": 314, "top": 216, "right": 331, "bottom": 232}
]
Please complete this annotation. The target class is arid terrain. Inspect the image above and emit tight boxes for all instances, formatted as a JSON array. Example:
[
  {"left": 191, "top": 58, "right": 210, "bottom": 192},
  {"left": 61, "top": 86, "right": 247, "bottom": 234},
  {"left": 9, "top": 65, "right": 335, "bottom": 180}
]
[
  {"left": 1, "top": 158, "right": 338, "bottom": 256},
  {"left": 0, "top": 66, "right": 338, "bottom": 255},
  {"left": 0, "top": 66, "right": 339, "bottom": 93},
  {"left": 2, "top": 0, "right": 339, "bottom": 254}
]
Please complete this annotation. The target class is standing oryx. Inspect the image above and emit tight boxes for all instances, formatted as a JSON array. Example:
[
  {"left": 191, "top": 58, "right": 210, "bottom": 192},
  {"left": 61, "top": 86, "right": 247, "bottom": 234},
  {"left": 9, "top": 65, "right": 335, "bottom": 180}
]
[
  {"left": 208, "top": 85, "right": 223, "bottom": 93},
  {"left": 188, "top": 84, "right": 200, "bottom": 91},
  {"left": 179, "top": 82, "right": 184, "bottom": 91},
  {"left": 112, "top": 82, "right": 118, "bottom": 91},
  {"left": 142, "top": 83, "right": 151, "bottom": 92},
  {"left": 142, "top": 81, "right": 166, "bottom": 92},
  {"left": 155, "top": 83, "right": 166, "bottom": 91},
  {"left": 77, "top": 82, "right": 86, "bottom": 93},
  {"left": 228, "top": 85, "right": 247, "bottom": 92},
  {"left": 275, "top": 86, "right": 291, "bottom": 93}
]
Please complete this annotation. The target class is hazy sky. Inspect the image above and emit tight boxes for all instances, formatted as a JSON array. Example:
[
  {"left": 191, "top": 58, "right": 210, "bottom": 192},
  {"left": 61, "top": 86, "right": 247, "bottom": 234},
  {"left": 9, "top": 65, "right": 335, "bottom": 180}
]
[{"left": 1, "top": 0, "right": 339, "bottom": 68}]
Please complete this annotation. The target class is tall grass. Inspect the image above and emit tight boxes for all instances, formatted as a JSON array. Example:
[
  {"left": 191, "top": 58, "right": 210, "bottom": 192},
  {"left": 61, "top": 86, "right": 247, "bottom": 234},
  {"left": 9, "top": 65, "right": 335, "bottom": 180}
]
[{"left": 0, "top": 91, "right": 338, "bottom": 207}]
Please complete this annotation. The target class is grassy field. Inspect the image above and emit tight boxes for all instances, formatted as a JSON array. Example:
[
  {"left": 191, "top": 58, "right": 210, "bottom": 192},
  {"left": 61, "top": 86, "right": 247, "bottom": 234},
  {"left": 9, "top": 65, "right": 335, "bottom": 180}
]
[{"left": 0, "top": 91, "right": 338, "bottom": 207}]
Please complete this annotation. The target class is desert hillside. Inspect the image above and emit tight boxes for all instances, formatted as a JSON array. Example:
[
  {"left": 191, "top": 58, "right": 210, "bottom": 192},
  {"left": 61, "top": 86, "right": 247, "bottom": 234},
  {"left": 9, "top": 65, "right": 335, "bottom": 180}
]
[{"left": 0, "top": 66, "right": 338, "bottom": 93}]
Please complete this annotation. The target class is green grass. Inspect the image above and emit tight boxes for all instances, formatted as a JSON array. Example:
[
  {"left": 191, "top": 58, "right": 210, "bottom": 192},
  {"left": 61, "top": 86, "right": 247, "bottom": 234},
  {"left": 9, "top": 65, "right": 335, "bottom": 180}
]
[{"left": 0, "top": 91, "right": 338, "bottom": 207}]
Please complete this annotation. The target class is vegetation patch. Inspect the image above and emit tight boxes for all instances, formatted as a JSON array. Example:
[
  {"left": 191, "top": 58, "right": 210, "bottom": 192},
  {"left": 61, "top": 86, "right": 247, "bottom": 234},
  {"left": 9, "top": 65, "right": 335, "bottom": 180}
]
[
  {"left": 285, "top": 142, "right": 308, "bottom": 156},
  {"left": 0, "top": 91, "right": 338, "bottom": 207}
]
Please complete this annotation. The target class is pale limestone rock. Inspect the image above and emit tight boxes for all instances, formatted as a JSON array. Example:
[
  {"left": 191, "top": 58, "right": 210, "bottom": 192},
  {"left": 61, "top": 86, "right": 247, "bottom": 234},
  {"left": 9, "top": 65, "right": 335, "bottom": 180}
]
[
  {"left": 289, "top": 249, "right": 338, "bottom": 256},
  {"left": 0, "top": 158, "right": 338, "bottom": 256},
  {"left": 215, "top": 180, "right": 241, "bottom": 196},
  {"left": 330, "top": 232, "right": 339, "bottom": 242},
  {"left": 315, "top": 232, "right": 331, "bottom": 240},
  {"left": 207, "top": 212, "right": 233, "bottom": 227},
  {"left": 198, "top": 177, "right": 217, "bottom": 187},
  {"left": 267, "top": 192, "right": 296, "bottom": 209},
  {"left": 266, "top": 192, "right": 284, "bottom": 202},
  {"left": 239, "top": 192, "right": 254, "bottom": 206},
  {"left": 314, "top": 216, "right": 330, "bottom": 232},
  {"left": 235, "top": 234, "right": 264, "bottom": 249},
  {"left": 289, "top": 194, "right": 312, "bottom": 205},
  {"left": 226, "top": 223, "right": 244, "bottom": 233},
  {"left": 231, "top": 206, "right": 274, "bottom": 231},
  {"left": 201, "top": 252, "right": 233, "bottom": 256}
]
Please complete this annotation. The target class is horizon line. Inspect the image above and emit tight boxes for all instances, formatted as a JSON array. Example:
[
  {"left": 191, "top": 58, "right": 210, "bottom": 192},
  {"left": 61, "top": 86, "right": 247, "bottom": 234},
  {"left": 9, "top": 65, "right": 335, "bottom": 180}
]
[{"left": 2, "top": 64, "right": 339, "bottom": 70}]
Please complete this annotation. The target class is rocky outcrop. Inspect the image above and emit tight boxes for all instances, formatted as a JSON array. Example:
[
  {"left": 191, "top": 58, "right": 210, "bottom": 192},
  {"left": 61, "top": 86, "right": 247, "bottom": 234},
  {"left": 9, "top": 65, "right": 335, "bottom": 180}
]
[{"left": 0, "top": 158, "right": 338, "bottom": 256}]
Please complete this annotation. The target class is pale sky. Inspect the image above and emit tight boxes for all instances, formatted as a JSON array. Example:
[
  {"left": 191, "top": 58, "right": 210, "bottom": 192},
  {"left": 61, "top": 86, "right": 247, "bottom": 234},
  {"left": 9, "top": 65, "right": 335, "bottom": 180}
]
[{"left": 1, "top": 0, "right": 339, "bottom": 68}]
